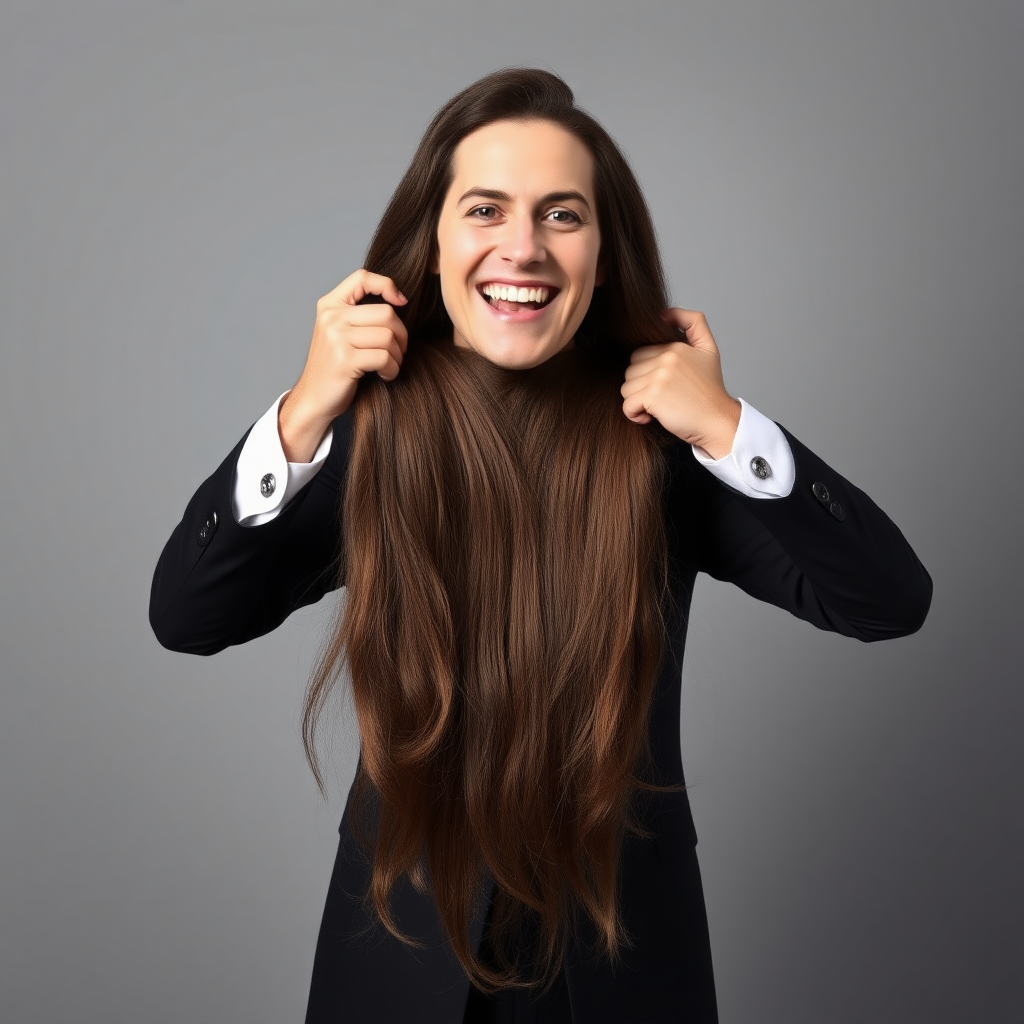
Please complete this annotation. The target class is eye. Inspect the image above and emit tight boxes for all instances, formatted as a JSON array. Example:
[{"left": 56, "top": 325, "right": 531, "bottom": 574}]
[
  {"left": 468, "top": 205, "right": 499, "bottom": 220},
  {"left": 547, "top": 209, "right": 582, "bottom": 225}
]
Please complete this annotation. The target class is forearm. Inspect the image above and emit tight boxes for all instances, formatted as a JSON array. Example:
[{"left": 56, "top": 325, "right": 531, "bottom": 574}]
[
  {"left": 150, "top": 410, "right": 349, "bottom": 655},
  {"left": 278, "top": 385, "right": 336, "bottom": 464}
]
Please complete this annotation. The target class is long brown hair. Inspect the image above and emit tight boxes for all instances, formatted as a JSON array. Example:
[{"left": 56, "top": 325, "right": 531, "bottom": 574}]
[{"left": 303, "top": 68, "right": 683, "bottom": 992}]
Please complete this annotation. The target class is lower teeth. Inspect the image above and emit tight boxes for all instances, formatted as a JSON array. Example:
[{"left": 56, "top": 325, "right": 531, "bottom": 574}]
[{"left": 489, "top": 297, "right": 543, "bottom": 310}]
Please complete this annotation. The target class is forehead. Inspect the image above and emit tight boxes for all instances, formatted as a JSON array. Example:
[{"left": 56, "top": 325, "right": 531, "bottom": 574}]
[{"left": 447, "top": 119, "right": 595, "bottom": 197}]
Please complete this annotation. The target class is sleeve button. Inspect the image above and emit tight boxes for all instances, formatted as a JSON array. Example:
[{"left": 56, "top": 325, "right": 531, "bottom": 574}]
[
  {"left": 812, "top": 481, "right": 830, "bottom": 504},
  {"left": 197, "top": 510, "right": 219, "bottom": 547},
  {"left": 749, "top": 455, "right": 772, "bottom": 480},
  {"left": 830, "top": 500, "right": 847, "bottom": 522},
  {"left": 260, "top": 473, "right": 277, "bottom": 498}
]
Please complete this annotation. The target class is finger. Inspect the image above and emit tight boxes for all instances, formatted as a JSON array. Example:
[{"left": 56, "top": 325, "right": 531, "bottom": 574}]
[
  {"left": 614, "top": 366, "right": 655, "bottom": 389},
  {"left": 344, "top": 269, "right": 407, "bottom": 307},
  {"left": 630, "top": 343, "right": 672, "bottom": 361},
  {"left": 621, "top": 384, "right": 654, "bottom": 424},
  {"left": 620, "top": 373, "right": 650, "bottom": 405},
  {"left": 625, "top": 341, "right": 694, "bottom": 380},
  {"left": 350, "top": 346, "right": 402, "bottom": 382},
  {"left": 624, "top": 351, "right": 670, "bottom": 380},
  {"left": 343, "top": 306, "right": 410, "bottom": 352},
  {"left": 346, "top": 325, "right": 406, "bottom": 357},
  {"left": 354, "top": 335, "right": 401, "bottom": 376},
  {"left": 323, "top": 269, "right": 408, "bottom": 309}
]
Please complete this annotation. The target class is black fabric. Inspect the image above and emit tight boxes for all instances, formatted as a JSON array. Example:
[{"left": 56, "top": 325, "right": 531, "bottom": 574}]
[
  {"left": 150, "top": 405, "right": 932, "bottom": 1024},
  {"left": 459, "top": 880, "right": 574, "bottom": 1024},
  {"left": 304, "top": 819, "right": 719, "bottom": 1023},
  {"left": 459, "top": 836, "right": 717, "bottom": 1023}
]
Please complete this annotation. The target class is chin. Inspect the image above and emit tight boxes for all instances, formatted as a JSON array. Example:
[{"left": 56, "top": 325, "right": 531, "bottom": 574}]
[{"left": 461, "top": 333, "right": 571, "bottom": 370}]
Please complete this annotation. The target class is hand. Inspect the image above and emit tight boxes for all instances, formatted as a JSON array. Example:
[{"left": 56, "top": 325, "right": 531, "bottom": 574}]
[
  {"left": 278, "top": 269, "right": 409, "bottom": 461},
  {"left": 620, "top": 307, "right": 741, "bottom": 460}
]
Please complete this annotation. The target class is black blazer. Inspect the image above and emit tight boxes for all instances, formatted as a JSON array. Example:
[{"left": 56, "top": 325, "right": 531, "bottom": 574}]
[{"left": 150, "top": 408, "right": 931, "bottom": 1022}]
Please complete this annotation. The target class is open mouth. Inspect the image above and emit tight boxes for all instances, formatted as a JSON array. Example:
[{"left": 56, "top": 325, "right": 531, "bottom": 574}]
[{"left": 478, "top": 283, "right": 559, "bottom": 312}]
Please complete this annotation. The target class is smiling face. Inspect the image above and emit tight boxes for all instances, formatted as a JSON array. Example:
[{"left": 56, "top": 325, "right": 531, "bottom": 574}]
[{"left": 432, "top": 119, "right": 604, "bottom": 369}]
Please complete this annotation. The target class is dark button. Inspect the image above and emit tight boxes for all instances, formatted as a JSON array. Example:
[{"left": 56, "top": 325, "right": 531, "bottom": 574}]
[
  {"left": 197, "top": 510, "right": 218, "bottom": 547},
  {"left": 749, "top": 455, "right": 772, "bottom": 480},
  {"left": 812, "top": 482, "right": 830, "bottom": 504},
  {"left": 260, "top": 472, "right": 276, "bottom": 498},
  {"left": 830, "top": 500, "right": 847, "bottom": 522}
]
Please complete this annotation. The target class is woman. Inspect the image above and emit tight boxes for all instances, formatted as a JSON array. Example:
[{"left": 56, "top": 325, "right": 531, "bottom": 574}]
[{"left": 150, "top": 68, "right": 932, "bottom": 1023}]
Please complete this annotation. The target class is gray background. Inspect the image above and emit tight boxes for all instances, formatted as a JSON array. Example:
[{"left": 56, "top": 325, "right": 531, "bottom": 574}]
[{"left": 1, "top": 1, "right": 1020, "bottom": 1021}]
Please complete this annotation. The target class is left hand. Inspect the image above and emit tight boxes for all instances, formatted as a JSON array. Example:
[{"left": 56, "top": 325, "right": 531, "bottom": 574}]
[{"left": 621, "top": 307, "right": 742, "bottom": 460}]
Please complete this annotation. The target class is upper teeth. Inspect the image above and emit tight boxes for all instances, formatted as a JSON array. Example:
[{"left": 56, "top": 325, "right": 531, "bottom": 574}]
[{"left": 481, "top": 284, "right": 550, "bottom": 304}]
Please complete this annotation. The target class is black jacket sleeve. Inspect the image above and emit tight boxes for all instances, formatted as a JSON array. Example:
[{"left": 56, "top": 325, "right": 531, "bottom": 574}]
[
  {"left": 152, "top": 412, "right": 932, "bottom": 656},
  {"left": 148, "top": 410, "right": 354, "bottom": 655},
  {"left": 666, "top": 424, "right": 933, "bottom": 641}
]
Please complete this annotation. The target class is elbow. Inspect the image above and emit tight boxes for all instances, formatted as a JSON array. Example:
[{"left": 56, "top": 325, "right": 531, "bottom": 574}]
[
  {"left": 148, "top": 565, "right": 232, "bottom": 656},
  {"left": 859, "top": 565, "right": 934, "bottom": 643},
  {"left": 902, "top": 567, "right": 934, "bottom": 636},
  {"left": 891, "top": 563, "right": 934, "bottom": 638},
  {"left": 149, "top": 601, "right": 227, "bottom": 657},
  {"left": 151, "top": 630, "right": 227, "bottom": 658}
]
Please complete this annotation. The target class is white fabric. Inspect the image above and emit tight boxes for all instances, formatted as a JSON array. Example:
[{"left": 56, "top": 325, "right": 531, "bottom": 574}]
[
  {"left": 232, "top": 391, "right": 333, "bottom": 526},
  {"left": 690, "top": 397, "right": 795, "bottom": 498},
  {"left": 232, "top": 391, "right": 795, "bottom": 526}
]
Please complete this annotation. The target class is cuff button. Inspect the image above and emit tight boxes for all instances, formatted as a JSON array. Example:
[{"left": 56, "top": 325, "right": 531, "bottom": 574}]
[
  {"left": 749, "top": 456, "right": 772, "bottom": 480},
  {"left": 197, "top": 510, "right": 218, "bottom": 547},
  {"left": 260, "top": 472, "right": 277, "bottom": 498}
]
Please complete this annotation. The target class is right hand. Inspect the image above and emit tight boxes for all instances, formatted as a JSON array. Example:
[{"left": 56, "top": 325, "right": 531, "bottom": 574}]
[{"left": 278, "top": 269, "right": 409, "bottom": 461}]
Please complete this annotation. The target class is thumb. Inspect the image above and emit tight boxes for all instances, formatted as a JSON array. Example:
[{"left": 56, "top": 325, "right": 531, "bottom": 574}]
[{"left": 662, "top": 307, "right": 717, "bottom": 352}]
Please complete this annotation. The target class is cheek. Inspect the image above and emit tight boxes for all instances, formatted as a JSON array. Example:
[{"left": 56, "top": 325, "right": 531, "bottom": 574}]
[
  {"left": 568, "top": 241, "right": 600, "bottom": 286},
  {"left": 437, "top": 220, "right": 474, "bottom": 262},
  {"left": 436, "top": 241, "right": 476, "bottom": 328},
  {"left": 449, "top": 232, "right": 481, "bottom": 270}
]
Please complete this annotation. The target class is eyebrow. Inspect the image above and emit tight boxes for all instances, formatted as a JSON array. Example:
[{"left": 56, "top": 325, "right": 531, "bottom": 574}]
[{"left": 456, "top": 187, "right": 592, "bottom": 213}]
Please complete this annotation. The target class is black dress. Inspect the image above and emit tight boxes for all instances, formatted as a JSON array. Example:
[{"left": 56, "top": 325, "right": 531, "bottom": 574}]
[{"left": 150, "top": 406, "right": 931, "bottom": 1023}]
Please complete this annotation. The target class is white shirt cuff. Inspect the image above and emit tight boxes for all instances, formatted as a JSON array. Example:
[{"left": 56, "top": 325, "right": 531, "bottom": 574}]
[
  {"left": 691, "top": 398, "right": 795, "bottom": 498},
  {"left": 231, "top": 391, "right": 334, "bottom": 526}
]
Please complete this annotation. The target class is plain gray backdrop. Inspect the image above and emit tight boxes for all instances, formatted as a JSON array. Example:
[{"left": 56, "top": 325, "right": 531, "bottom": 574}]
[{"left": 1, "top": 1, "right": 1021, "bottom": 1021}]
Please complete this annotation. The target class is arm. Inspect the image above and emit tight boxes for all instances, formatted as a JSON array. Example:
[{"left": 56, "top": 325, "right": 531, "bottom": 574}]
[
  {"left": 669, "top": 424, "right": 932, "bottom": 641},
  {"left": 624, "top": 306, "right": 931, "bottom": 640},
  {"left": 148, "top": 408, "right": 354, "bottom": 656},
  {"left": 150, "top": 269, "right": 410, "bottom": 656}
]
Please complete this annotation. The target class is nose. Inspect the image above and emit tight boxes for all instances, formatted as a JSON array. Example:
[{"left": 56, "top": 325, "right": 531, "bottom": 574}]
[{"left": 496, "top": 213, "right": 546, "bottom": 267}]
